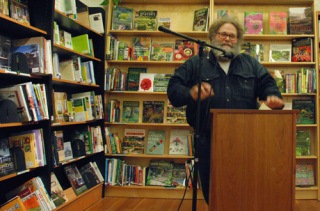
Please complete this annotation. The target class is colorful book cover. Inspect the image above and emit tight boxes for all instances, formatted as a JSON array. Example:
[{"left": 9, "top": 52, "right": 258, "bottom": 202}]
[
  {"left": 153, "top": 74, "right": 172, "bottom": 92},
  {"left": 63, "top": 141, "right": 73, "bottom": 161},
  {"left": 142, "top": 101, "right": 164, "bottom": 123},
  {"left": 244, "top": 12, "right": 263, "bottom": 34},
  {"left": 166, "top": 100, "right": 187, "bottom": 124},
  {"left": 296, "top": 130, "right": 311, "bottom": 156},
  {"left": 193, "top": 7, "right": 209, "bottom": 31},
  {"left": 269, "top": 12, "right": 287, "bottom": 34},
  {"left": 10, "top": 44, "right": 41, "bottom": 73},
  {"left": 169, "top": 129, "right": 190, "bottom": 155},
  {"left": 291, "top": 37, "right": 313, "bottom": 62},
  {"left": 295, "top": 163, "right": 315, "bottom": 186},
  {"left": 146, "top": 160, "right": 174, "bottom": 186},
  {"left": 249, "top": 43, "right": 264, "bottom": 62},
  {"left": 171, "top": 163, "right": 187, "bottom": 187},
  {"left": 134, "top": 10, "right": 158, "bottom": 31},
  {"left": 50, "top": 172, "right": 68, "bottom": 207},
  {"left": 173, "top": 40, "right": 196, "bottom": 61},
  {"left": 122, "top": 129, "right": 145, "bottom": 154},
  {"left": 158, "top": 17, "right": 171, "bottom": 29},
  {"left": 122, "top": 101, "right": 139, "bottom": 123},
  {"left": 292, "top": 99, "right": 315, "bottom": 124},
  {"left": 146, "top": 130, "right": 165, "bottom": 155},
  {"left": 269, "top": 44, "right": 292, "bottom": 62},
  {"left": 216, "top": 9, "right": 236, "bottom": 19},
  {"left": 139, "top": 73, "right": 154, "bottom": 92},
  {"left": 64, "top": 164, "right": 88, "bottom": 195},
  {"left": 111, "top": 6, "right": 134, "bottom": 30},
  {"left": 131, "top": 37, "right": 152, "bottom": 61},
  {"left": 71, "top": 34, "right": 91, "bottom": 55},
  {"left": 126, "top": 67, "right": 147, "bottom": 91},
  {"left": 288, "top": 7, "right": 313, "bottom": 34},
  {"left": 150, "top": 42, "right": 174, "bottom": 61}
]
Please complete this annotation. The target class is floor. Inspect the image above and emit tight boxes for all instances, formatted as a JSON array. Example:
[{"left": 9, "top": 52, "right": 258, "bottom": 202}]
[{"left": 86, "top": 197, "right": 320, "bottom": 211}]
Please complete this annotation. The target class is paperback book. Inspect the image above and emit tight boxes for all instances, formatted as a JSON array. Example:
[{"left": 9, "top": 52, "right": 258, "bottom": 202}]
[
  {"left": 131, "top": 37, "right": 152, "bottom": 61},
  {"left": 126, "top": 67, "right": 147, "bottom": 91},
  {"left": 142, "top": 101, "right": 164, "bottom": 123},
  {"left": 122, "top": 129, "right": 145, "bottom": 154},
  {"left": 0, "top": 137, "right": 15, "bottom": 177},
  {"left": 150, "top": 42, "right": 174, "bottom": 61},
  {"left": 169, "top": 129, "right": 190, "bottom": 155},
  {"left": 173, "top": 40, "right": 196, "bottom": 61},
  {"left": 111, "top": 6, "right": 134, "bottom": 30},
  {"left": 134, "top": 10, "right": 157, "bottom": 30},
  {"left": 64, "top": 164, "right": 88, "bottom": 195},
  {"left": 288, "top": 7, "right": 313, "bottom": 34},
  {"left": 292, "top": 99, "right": 315, "bottom": 124},
  {"left": 244, "top": 12, "right": 263, "bottom": 34},
  {"left": 269, "top": 44, "right": 292, "bottom": 62},
  {"left": 193, "top": 7, "right": 209, "bottom": 31},
  {"left": 295, "top": 163, "right": 315, "bottom": 186},
  {"left": 138, "top": 73, "right": 154, "bottom": 92},
  {"left": 291, "top": 37, "right": 313, "bottom": 62},
  {"left": 296, "top": 130, "right": 311, "bottom": 156},
  {"left": 146, "top": 160, "right": 174, "bottom": 186},
  {"left": 269, "top": 12, "right": 287, "bottom": 34},
  {"left": 158, "top": 17, "right": 171, "bottom": 29},
  {"left": 153, "top": 74, "right": 172, "bottom": 92},
  {"left": 122, "top": 101, "right": 139, "bottom": 123},
  {"left": 146, "top": 130, "right": 165, "bottom": 155}
]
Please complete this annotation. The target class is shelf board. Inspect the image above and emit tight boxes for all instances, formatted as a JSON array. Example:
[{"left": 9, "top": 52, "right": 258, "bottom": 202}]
[
  {"left": 105, "top": 122, "right": 190, "bottom": 127},
  {"left": 214, "top": 0, "right": 314, "bottom": 5},
  {"left": 52, "top": 78, "right": 100, "bottom": 87},
  {"left": 296, "top": 155, "right": 318, "bottom": 160},
  {"left": 105, "top": 91, "right": 167, "bottom": 95},
  {"left": 109, "top": 30, "right": 208, "bottom": 37},
  {"left": 105, "top": 154, "right": 193, "bottom": 159},
  {"left": 107, "top": 60, "right": 183, "bottom": 65},
  {"left": 53, "top": 44, "right": 101, "bottom": 62}
]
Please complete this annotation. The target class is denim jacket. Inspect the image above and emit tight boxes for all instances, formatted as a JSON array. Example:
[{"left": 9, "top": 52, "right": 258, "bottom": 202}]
[{"left": 167, "top": 51, "right": 282, "bottom": 129}]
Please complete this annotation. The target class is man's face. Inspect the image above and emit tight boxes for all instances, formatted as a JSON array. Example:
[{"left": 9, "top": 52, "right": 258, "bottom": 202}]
[{"left": 211, "top": 23, "right": 240, "bottom": 58}]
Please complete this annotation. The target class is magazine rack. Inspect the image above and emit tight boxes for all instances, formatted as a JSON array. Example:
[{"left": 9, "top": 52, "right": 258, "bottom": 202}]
[{"left": 209, "top": 109, "right": 297, "bottom": 211}]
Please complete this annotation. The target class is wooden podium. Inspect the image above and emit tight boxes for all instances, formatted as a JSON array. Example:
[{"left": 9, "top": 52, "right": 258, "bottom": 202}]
[{"left": 209, "top": 109, "right": 297, "bottom": 211}]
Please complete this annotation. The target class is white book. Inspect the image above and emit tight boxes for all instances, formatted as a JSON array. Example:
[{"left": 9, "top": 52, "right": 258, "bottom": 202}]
[
  {"left": 63, "top": 141, "right": 73, "bottom": 160},
  {"left": 89, "top": 13, "right": 105, "bottom": 33},
  {"left": 138, "top": 73, "right": 154, "bottom": 92},
  {"left": 52, "top": 53, "right": 60, "bottom": 78},
  {"left": 269, "top": 43, "right": 292, "bottom": 62},
  {"left": 45, "top": 40, "right": 53, "bottom": 75},
  {"left": 169, "top": 129, "right": 190, "bottom": 155}
]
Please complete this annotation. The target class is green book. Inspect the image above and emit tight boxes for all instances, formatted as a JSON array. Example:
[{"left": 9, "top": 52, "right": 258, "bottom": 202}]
[
  {"left": 122, "top": 101, "right": 139, "bottom": 123},
  {"left": 126, "top": 67, "right": 147, "bottom": 91},
  {"left": 72, "top": 34, "right": 91, "bottom": 55},
  {"left": 296, "top": 130, "right": 311, "bottom": 156}
]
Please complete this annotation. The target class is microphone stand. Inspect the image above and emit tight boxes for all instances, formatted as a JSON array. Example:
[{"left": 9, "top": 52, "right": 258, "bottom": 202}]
[{"left": 158, "top": 26, "right": 232, "bottom": 211}]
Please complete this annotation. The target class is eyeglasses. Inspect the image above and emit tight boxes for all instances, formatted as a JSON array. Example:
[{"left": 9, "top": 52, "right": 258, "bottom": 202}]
[{"left": 216, "top": 32, "right": 237, "bottom": 41}]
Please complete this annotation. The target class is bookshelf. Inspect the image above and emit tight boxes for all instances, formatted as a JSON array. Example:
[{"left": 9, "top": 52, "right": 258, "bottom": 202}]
[
  {"left": 0, "top": 1, "right": 107, "bottom": 210},
  {"left": 105, "top": 0, "right": 319, "bottom": 201}
]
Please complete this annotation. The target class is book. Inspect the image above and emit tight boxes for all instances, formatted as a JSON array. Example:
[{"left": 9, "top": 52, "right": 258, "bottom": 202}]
[
  {"left": 0, "top": 196, "right": 27, "bottom": 211},
  {"left": 9, "top": 0, "right": 30, "bottom": 25},
  {"left": 291, "top": 37, "right": 313, "bottom": 62},
  {"left": 249, "top": 43, "right": 264, "bottom": 62},
  {"left": 169, "top": 129, "right": 190, "bottom": 155},
  {"left": 50, "top": 172, "right": 68, "bottom": 207},
  {"left": 193, "top": 7, "right": 209, "bottom": 31},
  {"left": 173, "top": 40, "right": 196, "bottom": 61},
  {"left": 142, "top": 101, "right": 164, "bottom": 123},
  {"left": 79, "top": 162, "right": 101, "bottom": 189},
  {"left": 111, "top": 6, "right": 133, "bottom": 30},
  {"left": 269, "top": 44, "right": 292, "bottom": 62},
  {"left": 146, "top": 130, "right": 165, "bottom": 155},
  {"left": 0, "top": 34, "right": 11, "bottom": 71},
  {"left": 64, "top": 164, "right": 88, "bottom": 195},
  {"left": 138, "top": 73, "right": 154, "bottom": 92},
  {"left": 153, "top": 74, "right": 172, "bottom": 92},
  {"left": 0, "top": 137, "right": 15, "bottom": 177},
  {"left": 244, "top": 12, "right": 263, "bottom": 34},
  {"left": 53, "top": 130, "right": 65, "bottom": 163},
  {"left": 10, "top": 44, "right": 41, "bottom": 74},
  {"left": 63, "top": 141, "right": 73, "bottom": 161},
  {"left": 59, "top": 59, "right": 76, "bottom": 81},
  {"left": 292, "top": 99, "right": 315, "bottom": 124},
  {"left": 126, "top": 67, "right": 147, "bottom": 91},
  {"left": 296, "top": 130, "right": 311, "bottom": 156},
  {"left": 295, "top": 163, "right": 315, "bottom": 186},
  {"left": 216, "top": 9, "right": 236, "bottom": 19},
  {"left": 134, "top": 10, "right": 158, "bottom": 31},
  {"left": 146, "top": 160, "right": 174, "bottom": 186},
  {"left": 150, "top": 42, "right": 174, "bottom": 61},
  {"left": 89, "top": 12, "right": 104, "bottom": 33},
  {"left": 122, "top": 129, "right": 145, "bottom": 154},
  {"left": 53, "top": 92, "right": 68, "bottom": 123},
  {"left": 166, "top": 100, "right": 187, "bottom": 124},
  {"left": 171, "top": 163, "right": 187, "bottom": 187},
  {"left": 158, "top": 17, "right": 171, "bottom": 29},
  {"left": 269, "top": 12, "right": 287, "bottom": 34},
  {"left": 122, "top": 101, "right": 139, "bottom": 123},
  {"left": 0, "top": 0, "right": 9, "bottom": 16},
  {"left": 131, "top": 37, "right": 152, "bottom": 61},
  {"left": 72, "top": 34, "right": 91, "bottom": 56},
  {"left": 288, "top": 7, "right": 313, "bottom": 34}
]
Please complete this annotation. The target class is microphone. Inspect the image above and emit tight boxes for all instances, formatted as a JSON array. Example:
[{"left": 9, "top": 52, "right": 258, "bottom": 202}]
[{"left": 158, "top": 26, "right": 235, "bottom": 60}]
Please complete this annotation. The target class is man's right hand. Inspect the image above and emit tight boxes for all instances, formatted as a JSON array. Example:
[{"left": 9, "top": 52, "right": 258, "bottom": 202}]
[{"left": 190, "top": 82, "right": 214, "bottom": 101}]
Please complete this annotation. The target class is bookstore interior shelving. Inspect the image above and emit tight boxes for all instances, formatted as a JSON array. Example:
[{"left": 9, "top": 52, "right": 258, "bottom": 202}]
[
  {"left": 0, "top": 0, "right": 107, "bottom": 210},
  {"left": 104, "top": 0, "right": 320, "bottom": 201}
]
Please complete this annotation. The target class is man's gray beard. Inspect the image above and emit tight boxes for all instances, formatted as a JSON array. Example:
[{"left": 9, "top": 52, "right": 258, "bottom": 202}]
[{"left": 211, "top": 40, "right": 241, "bottom": 61}]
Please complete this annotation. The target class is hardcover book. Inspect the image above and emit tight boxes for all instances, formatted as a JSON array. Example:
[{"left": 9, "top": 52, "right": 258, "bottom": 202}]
[
  {"left": 193, "top": 7, "right": 209, "bottom": 31},
  {"left": 269, "top": 44, "right": 292, "bottom": 62},
  {"left": 122, "top": 129, "right": 145, "bottom": 154},
  {"left": 134, "top": 10, "right": 158, "bottom": 31},
  {"left": 153, "top": 73, "right": 172, "bottom": 92},
  {"left": 146, "top": 130, "right": 165, "bottom": 155},
  {"left": 269, "top": 12, "right": 287, "bottom": 34},
  {"left": 126, "top": 67, "right": 147, "bottom": 91},
  {"left": 292, "top": 99, "right": 315, "bottom": 124},
  {"left": 173, "top": 40, "right": 196, "bottom": 61},
  {"left": 138, "top": 73, "right": 154, "bottom": 92},
  {"left": 146, "top": 160, "right": 174, "bottom": 186},
  {"left": 142, "top": 101, "right": 164, "bottom": 123},
  {"left": 122, "top": 101, "right": 139, "bottom": 123},
  {"left": 288, "top": 7, "right": 313, "bottom": 34},
  {"left": 295, "top": 163, "right": 315, "bottom": 186},
  {"left": 244, "top": 12, "right": 263, "bottom": 34},
  {"left": 291, "top": 37, "right": 313, "bottom": 62},
  {"left": 169, "top": 129, "right": 190, "bottom": 155},
  {"left": 64, "top": 164, "right": 88, "bottom": 195},
  {"left": 296, "top": 130, "right": 311, "bottom": 156},
  {"left": 111, "top": 6, "right": 134, "bottom": 30}
]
